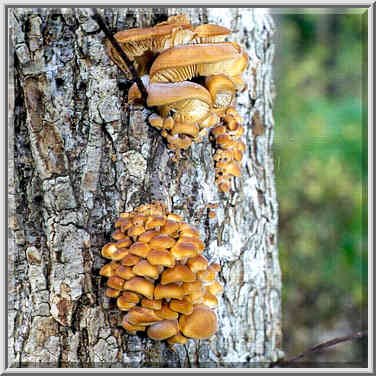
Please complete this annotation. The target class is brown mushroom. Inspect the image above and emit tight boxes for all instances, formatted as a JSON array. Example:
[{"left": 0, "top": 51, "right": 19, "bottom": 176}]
[
  {"left": 147, "top": 249, "right": 175, "bottom": 267},
  {"left": 111, "top": 229, "right": 127, "bottom": 241},
  {"left": 155, "top": 302, "right": 179, "bottom": 320},
  {"left": 170, "top": 242, "right": 197, "bottom": 260},
  {"left": 160, "top": 219, "right": 180, "bottom": 236},
  {"left": 101, "top": 243, "right": 118, "bottom": 259},
  {"left": 169, "top": 296, "right": 193, "bottom": 315},
  {"left": 160, "top": 264, "right": 196, "bottom": 285},
  {"left": 149, "top": 234, "right": 176, "bottom": 250},
  {"left": 178, "top": 223, "right": 200, "bottom": 238},
  {"left": 146, "top": 81, "right": 213, "bottom": 124},
  {"left": 120, "top": 253, "right": 141, "bottom": 266},
  {"left": 117, "top": 295, "right": 137, "bottom": 311},
  {"left": 107, "top": 22, "right": 195, "bottom": 77},
  {"left": 205, "top": 74, "right": 236, "bottom": 109},
  {"left": 107, "top": 275, "right": 125, "bottom": 290},
  {"left": 206, "top": 280, "right": 224, "bottom": 296},
  {"left": 132, "top": 260, "right": 160, "bottom": 280},
  {"left": 121, "top": 317, "right": 146, "bottom": 333},
  {"left": 179, "top": 305, "right": 218, "bottom": 339},
  {"left": 138, "top": 230, "right": 160, "bottom": 243},
  {"left": 99, "top": 263, "right": 114, "bottom": 277},
  {"left": 193, "top": 24, "right": 231, "bottom": 43},
  {"left": 115, "top": 217, "right": 133, "bottom": 232},
  {"left": 145, "top": 215, "right": 166, "bottom": 230},
  {"left": 115, "top": 237, "right": 132, "bottom": 249},
  {"left": 187, "top": 254, "right": 209, "bottom": 273},
  {"left": 167, "top": 332, "right": 188, "bottom": 345},
  {"left": 129, "top": 242, "right": 150, "bottom": 258},
  {"left": 141, "top": 298, "right": 162, "bottom": 310},
  {"left": 115, "top": 265, "right": 136, "bottom": 280},
  {"left": 123, "top": 277, "right": 155, "bottom": 299},
  {"left": 127, "top": 224, "right": 145, "bottom": 239},
  {"left": 121, "top": 291, "right": 141, "bottom": 304},
  {"left": 154, "top": 283, "right": 185, "bottom": 300},
  {"left": 105, "top": 288, "right": 121, "bottom": 298},
  {"left": 149, "top": 43, "right": 248, "bottom": 84},
  {"left": 202, "top": 290, "right": 219, "bottom": 308},
  {"left": 147, "top": 319, "right": 179, "bottom": 340},
  {"left": 126, "top": 306, "right": 162, "bottom": 326}
]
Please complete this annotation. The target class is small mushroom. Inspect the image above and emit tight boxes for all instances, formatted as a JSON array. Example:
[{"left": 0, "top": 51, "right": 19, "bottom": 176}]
[
  {"left": 154, "top": 283, "right": 185, "bottom": 300},
  {"left": 106, "top": 288, "right": 121, "bottom": 298},
  {"left": 147, "top": 319, "right": 179, "bottom": 340},
  {"left": 123, "top": 276, "right": 155, "bottom": 299},
  {"left": 129, "top": 242, "right": 151, "bottom": 258},
  {"left": 179, "top": 305, "right": 218, "bottom": 339},
  {"left": 169, "top": 296, "right": 194, "bottom": 315},
  {"left": 160, "top": 264, "right": 196, "bottom": 285},
  {"left": 147, "top": 249, "right": 175, "bottom": 267},
  {"left": 121, "top": 317, "right": 146, "bottom": 333},
  {"left": 138, "top": 230, "right": 160, "bottom": 243},
  {"left": 115, "top": 265, "right": 136, "bottom": 280},
  {"left": 193, "top": 24, "right": 231, "bottom": 43},
  {"left": 155, "top": 302, "right": 179, "bottom": 320},
  {"left": 187, "top": 254, "right": 209, "bottom": 273},
  {"left": 141, "top": 298, "right": 163, "bottom": 310},
  {"left": 149, "top": 234, "right": 176, "bottom": 250},
  {"left": 126, "top": 306, "right": 162, "bottom": 326},
  {"left": 132, "top": 259, "right": 160, "bottom": 279},
  {"left": 205, "top": 74, "right": 236, "bottom": 109},
  {"left": 167, "top": 332, "right": 188, "bottom": 345},
  {"left": 107, "top": 275, "right": 125, "bottom": 290}
]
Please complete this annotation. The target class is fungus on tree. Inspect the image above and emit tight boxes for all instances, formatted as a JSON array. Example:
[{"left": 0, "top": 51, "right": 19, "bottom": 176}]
[
  {"left": 107, "top": 14, "right": 249, "bottom": 194},
  {"left": 99, "top": 202, "right": 223, "bottom": 344},
  {"left": 149, "top": 42, "right": 248, "bottom": 84}
]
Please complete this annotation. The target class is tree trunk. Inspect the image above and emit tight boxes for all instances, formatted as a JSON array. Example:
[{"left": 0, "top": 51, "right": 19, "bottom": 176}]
[{"left": 8, "top": 7, "right": 283, "bottom": 368}]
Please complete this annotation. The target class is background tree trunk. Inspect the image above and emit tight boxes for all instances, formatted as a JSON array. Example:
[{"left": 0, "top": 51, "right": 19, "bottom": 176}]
[{"left": 8, "top": 7, "right": 283, "bottom": 368}]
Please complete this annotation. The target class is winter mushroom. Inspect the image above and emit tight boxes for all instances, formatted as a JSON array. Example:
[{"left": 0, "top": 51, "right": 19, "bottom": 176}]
[
  {"left": 193, "top": 24, "right": 231, "bottom": 43},
  {"left": 149, "top": 42, "right": 248, "bottom": 84},
  {"left": 179, "top": 304, "right": 218, "bottom": 339},
  {"left": 123, "top": 276, "right": 155, "bottom": 299},
  {"left": 205, "top": 74, "right": 236, "bottom": 109},
  {"left": 99, "top": 203, "right": 223, "bottom": 345},
  {"left": 106, "top": 21, "right": 195, "bottom": 77},
  {"left": 146, "top": 319, "right": 179, "bottom": 340}
]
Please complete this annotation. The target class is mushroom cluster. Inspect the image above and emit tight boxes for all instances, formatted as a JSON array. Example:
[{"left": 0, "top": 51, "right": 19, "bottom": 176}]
[
  {"left": 99, "top": 202, "right": 223, "bottom": 344},
  {"left": 212, "top": 106, "right": 246, "bottom": 193},
  {"left": 107, "top": 14, "right": 249, "bottom": 192}
]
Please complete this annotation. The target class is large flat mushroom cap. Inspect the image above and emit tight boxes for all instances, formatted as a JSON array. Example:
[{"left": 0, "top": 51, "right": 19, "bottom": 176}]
[
  {"left": 179, "top": 305, "right": 218, "bottom": 339},
  {"left": 149, "top": 43, "right": 242, "bottom": 77},
  {"left": 114, "top": 23, "right": 193, "bottom": 43},
  {"left": 146, "top": 82, "right": 212, "bottom": 107}
]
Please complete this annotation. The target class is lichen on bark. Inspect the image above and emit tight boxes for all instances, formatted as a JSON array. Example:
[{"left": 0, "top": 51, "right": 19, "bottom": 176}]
[{"left": 8, "top": 7, "right": 283, "bottom": 368}]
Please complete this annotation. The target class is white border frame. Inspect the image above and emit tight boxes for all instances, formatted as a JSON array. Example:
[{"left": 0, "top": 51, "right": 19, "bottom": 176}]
[{"left": 2, "top": 1, "right": 373, "bottom": 374}]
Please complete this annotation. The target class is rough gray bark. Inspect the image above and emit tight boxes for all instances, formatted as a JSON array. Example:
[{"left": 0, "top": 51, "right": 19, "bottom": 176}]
[{"left": 8, "top": 7, "right": 283, "bottom": 368}]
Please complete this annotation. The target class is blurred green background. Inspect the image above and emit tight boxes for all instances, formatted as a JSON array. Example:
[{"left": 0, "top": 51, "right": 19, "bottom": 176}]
[{"left": 273, "top": 9, "right": 368, "bottom": 366}]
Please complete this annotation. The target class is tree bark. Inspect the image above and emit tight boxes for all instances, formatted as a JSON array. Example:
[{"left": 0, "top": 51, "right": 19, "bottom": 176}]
[{"left": 8, "top": 7, "right": 283, "bottom": 368}]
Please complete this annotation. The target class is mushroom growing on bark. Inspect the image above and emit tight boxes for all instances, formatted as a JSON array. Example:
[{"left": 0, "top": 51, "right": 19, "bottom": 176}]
[
  {"left": 149, "top": 42, "right": 248, "bottom": 84},
  {"left": 106, "top": 16, "right": 195, "bottom": 77},
  {"left": 129, "top": 81, "right": 218, "bottom": 151},
  {"left": 99, "top": 202, "right": 223, "bottom": 344},
  {"left": 108, "top": 14, "right": 249, "bottom": 193}
]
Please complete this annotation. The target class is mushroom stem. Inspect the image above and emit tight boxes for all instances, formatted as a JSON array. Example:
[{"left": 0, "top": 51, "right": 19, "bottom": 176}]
[{"left": 90, "top": 8, "right": 149, "bottom": 104}]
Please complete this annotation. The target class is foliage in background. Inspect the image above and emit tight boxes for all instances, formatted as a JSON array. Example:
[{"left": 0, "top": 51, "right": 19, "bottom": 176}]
[{"left": 273, "top": 10, "right": 367, "bottom": 364}]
